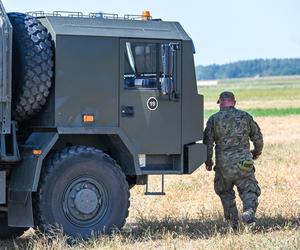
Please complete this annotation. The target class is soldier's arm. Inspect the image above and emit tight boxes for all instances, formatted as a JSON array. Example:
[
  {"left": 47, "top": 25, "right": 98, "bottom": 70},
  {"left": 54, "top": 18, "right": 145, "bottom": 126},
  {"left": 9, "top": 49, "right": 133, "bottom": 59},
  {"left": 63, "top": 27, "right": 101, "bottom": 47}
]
[
  {"left": 249, "top": 116, "right": 264, "bottom": 157},
  {"left": 203, "top": 116, "right": 215, "bottom": 167}
]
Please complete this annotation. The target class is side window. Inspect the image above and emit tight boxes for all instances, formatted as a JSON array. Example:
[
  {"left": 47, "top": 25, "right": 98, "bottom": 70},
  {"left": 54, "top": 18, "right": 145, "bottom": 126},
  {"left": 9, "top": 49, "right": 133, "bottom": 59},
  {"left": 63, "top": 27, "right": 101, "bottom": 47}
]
[{"left": 124, "top": 42, "right": 162, "bottom": 89}]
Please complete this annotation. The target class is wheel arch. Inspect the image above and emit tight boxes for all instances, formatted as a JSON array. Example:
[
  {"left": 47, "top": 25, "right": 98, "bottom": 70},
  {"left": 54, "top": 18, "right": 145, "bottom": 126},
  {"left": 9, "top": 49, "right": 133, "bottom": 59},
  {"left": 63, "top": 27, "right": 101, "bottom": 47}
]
[
  {"left": 54, "top": 129, "right": 141, "bottom": 177},
  {"left": 8, "top": 129, "right": 140, "bottom": 228},
  {"left": 10, "top": 129, "right": 140, "bottom": 193}
]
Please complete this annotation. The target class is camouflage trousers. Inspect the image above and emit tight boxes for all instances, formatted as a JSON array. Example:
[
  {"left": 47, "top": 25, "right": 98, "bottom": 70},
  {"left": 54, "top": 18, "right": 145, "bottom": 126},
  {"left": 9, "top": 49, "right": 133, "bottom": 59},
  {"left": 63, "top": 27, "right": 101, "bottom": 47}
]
[{"left": 214, "top": 166, "right": 261, "bottom": 224}]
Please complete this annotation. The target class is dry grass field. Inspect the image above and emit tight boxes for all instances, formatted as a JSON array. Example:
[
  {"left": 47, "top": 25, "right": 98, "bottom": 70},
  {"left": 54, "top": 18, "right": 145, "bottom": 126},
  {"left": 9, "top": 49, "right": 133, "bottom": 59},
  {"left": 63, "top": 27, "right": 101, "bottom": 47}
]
[{"left": 1, "top": 77, "right": 300, "bottom": 249}]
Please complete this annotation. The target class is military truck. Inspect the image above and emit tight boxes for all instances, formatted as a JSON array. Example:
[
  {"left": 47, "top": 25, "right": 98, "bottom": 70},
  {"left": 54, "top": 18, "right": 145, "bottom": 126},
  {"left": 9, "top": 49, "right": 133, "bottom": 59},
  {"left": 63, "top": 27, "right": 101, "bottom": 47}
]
[{"left": 0, "top": 1, "right": 206, "bottom": 238}]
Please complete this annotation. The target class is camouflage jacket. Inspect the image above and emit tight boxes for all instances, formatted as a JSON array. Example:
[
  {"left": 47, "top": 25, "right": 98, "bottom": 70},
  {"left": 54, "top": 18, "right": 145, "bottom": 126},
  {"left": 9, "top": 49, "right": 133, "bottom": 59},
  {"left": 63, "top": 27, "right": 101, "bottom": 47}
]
[{"left": 203, "top": 107, "right": 263, "bottom": 168}]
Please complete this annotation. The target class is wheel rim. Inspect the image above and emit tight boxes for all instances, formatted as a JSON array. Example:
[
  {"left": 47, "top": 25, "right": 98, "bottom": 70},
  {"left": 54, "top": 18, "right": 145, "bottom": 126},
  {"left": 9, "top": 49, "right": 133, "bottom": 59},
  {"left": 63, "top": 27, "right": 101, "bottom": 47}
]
[{"left": 62, "top": 177, "right": 109, "bottom": 227}]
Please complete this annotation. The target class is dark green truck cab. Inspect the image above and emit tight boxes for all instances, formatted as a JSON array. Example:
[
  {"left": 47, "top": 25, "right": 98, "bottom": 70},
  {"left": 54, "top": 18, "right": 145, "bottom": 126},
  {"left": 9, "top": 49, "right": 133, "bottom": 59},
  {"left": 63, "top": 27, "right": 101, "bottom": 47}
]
[{"left": 0, "top": 5, "right": 206, "bottom": 238}]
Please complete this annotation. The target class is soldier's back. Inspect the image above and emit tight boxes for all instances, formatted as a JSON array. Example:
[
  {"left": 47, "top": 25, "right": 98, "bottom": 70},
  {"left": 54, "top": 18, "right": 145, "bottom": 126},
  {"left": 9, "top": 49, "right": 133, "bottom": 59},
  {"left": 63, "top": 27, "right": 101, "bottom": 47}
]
[
  {"left": 211, "top": 107, "right": 252, "bottom": 166},
  {"left": 212, "top": 107, "right": 251, "bottom": 148}
]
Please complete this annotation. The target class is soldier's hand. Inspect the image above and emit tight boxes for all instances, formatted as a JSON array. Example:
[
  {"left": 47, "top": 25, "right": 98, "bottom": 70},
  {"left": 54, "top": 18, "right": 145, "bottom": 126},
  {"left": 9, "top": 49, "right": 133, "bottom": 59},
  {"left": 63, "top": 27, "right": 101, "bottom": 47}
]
[
  {"left": 205, "top": 164, "right": 213, "bottom": 171},
  {"left": 205, "top": 159, "right": 213, "bottom": 171},
  {"left": 251, "top": 150, "right": 260, "bottom": 160}
]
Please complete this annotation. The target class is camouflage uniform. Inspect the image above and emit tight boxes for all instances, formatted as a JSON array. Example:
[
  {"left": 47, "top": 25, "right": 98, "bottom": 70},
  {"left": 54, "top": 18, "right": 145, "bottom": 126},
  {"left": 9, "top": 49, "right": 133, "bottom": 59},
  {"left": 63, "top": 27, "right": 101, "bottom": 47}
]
[{"left": 204, "top": 103, "right": 263, "bottom": 226}]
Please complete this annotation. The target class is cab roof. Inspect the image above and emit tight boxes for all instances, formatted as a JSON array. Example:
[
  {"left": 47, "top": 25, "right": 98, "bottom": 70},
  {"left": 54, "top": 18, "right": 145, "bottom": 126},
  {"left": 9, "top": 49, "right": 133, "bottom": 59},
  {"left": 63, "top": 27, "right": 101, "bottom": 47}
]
[{"left": 40, "top": 16, "right": 192, "bottom": 41}]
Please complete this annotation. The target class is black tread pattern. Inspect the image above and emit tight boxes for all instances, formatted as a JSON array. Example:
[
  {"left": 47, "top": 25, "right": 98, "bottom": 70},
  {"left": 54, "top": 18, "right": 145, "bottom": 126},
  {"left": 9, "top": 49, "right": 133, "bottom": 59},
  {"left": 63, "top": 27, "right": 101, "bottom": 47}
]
[
  {"left": 34, "top": 146, "right": 130, "bottom": 234},
  {"left": 8, "top": 13, "right": 53, "bottom": 121}
]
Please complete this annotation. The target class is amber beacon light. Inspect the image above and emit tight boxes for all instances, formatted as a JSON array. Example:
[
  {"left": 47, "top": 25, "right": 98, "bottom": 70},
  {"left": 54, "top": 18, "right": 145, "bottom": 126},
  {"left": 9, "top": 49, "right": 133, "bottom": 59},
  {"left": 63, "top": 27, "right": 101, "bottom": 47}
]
[{"left": 142, "top": 10, "right": 151, "bottom": 20}]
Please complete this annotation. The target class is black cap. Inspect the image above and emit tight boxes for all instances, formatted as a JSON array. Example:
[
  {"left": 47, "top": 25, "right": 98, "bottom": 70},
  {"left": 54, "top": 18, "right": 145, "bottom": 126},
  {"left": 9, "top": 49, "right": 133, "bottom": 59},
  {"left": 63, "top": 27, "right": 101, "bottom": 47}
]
[{"left": 217, "top": 91, "right": 236, "bottom": 104}]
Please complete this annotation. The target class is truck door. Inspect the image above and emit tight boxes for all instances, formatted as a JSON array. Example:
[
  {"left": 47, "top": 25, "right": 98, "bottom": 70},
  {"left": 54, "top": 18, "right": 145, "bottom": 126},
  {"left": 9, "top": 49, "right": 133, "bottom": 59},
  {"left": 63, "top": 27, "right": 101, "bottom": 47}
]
[{"left": 119, "top": 39, "right": 182, "bottom": 154}]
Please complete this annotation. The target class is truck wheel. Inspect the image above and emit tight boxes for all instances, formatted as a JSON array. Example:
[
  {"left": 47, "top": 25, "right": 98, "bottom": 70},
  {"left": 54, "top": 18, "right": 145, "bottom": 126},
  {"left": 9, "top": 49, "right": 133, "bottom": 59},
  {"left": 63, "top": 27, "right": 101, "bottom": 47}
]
[
  {"left": 8, "top": 13, "right": 53, "bottom": 121},
  {"left": 34, "top": 146, "right": 130, "bottom": 238},
  {"left": 0, "top": 212, "right": 28, "bottom": 239}
]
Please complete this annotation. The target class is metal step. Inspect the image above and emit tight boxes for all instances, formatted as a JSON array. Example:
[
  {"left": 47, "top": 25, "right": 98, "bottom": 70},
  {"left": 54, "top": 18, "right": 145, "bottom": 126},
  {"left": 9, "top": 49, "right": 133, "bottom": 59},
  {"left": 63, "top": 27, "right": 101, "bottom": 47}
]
[{"left": 144, "top": 175, "right": 166, "bottom": 196}]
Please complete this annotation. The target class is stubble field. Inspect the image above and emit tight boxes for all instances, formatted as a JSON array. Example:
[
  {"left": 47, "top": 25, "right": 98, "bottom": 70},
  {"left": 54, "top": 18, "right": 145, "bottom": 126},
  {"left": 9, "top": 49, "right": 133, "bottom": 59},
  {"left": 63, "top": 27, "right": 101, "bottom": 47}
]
[{"left": 1, "top": 76, "right": 300, "bottom": 250}]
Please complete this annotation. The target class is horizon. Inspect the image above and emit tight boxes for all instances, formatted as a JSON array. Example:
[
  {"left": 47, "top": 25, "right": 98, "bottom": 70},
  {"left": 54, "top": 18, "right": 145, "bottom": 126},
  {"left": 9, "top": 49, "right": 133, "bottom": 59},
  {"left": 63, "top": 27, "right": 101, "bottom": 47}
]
[{"left": 2, "top": 0, "right": 300, "bottom": 66}]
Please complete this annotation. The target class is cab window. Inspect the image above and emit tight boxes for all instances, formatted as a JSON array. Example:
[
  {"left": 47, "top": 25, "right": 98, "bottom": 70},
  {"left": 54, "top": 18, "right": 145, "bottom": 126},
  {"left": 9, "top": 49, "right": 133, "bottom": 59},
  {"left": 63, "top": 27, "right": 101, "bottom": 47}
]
[{"left": 124, "top": 42, "right": 162, "bottom": 89}]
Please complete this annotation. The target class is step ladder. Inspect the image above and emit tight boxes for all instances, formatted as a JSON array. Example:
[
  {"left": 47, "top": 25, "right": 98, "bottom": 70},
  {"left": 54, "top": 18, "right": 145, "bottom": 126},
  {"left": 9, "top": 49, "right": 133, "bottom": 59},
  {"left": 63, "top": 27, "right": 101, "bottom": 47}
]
[
  {"left": 0, "top": 122, "right": 20, "bottom": 163},
  {"left": 144, "top": 175, "right": 166, "bottom": 196}
]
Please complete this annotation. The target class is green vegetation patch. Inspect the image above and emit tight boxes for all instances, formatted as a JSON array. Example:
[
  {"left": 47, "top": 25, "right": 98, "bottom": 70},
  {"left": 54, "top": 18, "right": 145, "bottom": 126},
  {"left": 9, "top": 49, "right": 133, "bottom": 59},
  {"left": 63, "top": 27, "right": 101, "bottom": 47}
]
[{"left": 205, "top": 107, "right": 300, "bottom": 118}]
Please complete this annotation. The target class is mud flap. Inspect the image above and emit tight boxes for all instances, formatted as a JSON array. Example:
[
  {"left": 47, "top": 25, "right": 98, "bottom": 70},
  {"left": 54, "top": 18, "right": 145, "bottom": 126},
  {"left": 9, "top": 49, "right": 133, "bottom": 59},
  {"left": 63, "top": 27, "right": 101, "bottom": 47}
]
[
  {"left": 8, "top": 191, "right": 33, "bottom": 227},
  {"left": 8, "top": 132, "right": 58, "bottom": 227}
]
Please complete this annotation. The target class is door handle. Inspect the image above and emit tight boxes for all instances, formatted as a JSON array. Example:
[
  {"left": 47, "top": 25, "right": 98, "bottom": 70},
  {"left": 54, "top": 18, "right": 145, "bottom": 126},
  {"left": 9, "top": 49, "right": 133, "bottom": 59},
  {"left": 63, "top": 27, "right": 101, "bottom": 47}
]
[{"left": 121, "top": 106, "right": 134, "bottom": 117}]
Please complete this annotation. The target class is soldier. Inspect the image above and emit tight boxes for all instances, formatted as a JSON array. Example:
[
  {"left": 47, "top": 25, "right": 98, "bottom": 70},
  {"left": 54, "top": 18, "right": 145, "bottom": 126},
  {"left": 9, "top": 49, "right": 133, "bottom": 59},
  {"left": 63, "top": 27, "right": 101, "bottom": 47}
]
[{"left": 203, "top": 91, "right": 263, "bottom": 229}]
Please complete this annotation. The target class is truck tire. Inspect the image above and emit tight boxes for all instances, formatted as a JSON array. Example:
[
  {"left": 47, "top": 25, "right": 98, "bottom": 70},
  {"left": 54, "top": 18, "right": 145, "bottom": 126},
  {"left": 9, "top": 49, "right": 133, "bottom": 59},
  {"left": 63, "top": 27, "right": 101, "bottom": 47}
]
[
  {"left": 8, "top": 13, "right": 53, "bottom": 121},
  {"left": 34, "top": 146, "right": 130, "bottom": 238},
  {"left": 0, "top": 212, "right": 28, "bottom": 239}
]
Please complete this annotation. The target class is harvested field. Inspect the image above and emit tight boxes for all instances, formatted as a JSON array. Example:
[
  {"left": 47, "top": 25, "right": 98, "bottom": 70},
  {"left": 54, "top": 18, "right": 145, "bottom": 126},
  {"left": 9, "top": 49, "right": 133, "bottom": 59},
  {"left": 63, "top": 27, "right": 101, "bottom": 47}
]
[
  {"left": 1, "top": 115, "right": 299, "bottom": 250},
  {"left": 1, "top": 76, "right": 299, "bottom": 249}
]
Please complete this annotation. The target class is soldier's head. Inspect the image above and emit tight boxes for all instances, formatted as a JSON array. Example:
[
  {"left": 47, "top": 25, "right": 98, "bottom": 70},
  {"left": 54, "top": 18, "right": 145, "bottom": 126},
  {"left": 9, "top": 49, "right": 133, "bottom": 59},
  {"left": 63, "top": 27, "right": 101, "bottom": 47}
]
[{"left": 217, "top": 91, "right": 236, "bottom": 108}]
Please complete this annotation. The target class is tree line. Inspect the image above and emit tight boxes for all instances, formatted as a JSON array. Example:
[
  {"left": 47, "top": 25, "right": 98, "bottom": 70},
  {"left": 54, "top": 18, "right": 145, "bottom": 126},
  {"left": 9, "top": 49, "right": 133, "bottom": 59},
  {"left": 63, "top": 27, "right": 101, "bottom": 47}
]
[{"left": 196, "top": 58, "right": 300, "bottom": 80}]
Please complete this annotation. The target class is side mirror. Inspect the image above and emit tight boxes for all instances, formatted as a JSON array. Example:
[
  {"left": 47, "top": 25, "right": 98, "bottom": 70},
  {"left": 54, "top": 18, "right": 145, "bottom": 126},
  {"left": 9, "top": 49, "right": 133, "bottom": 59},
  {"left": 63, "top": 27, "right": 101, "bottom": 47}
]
[{"left": 161, "top": 43, "right": 179, "bottom": 100}]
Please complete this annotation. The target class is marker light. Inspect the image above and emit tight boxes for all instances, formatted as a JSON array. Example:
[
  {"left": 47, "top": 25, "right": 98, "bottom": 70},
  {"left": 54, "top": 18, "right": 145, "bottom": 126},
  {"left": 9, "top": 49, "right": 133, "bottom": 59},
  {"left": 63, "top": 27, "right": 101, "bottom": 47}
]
[
  {"left": 83, "top": 114, "right": 95, "bottom": 123},
  {"left": 33, "top": 149, "right": 42, "bottom": 155}
]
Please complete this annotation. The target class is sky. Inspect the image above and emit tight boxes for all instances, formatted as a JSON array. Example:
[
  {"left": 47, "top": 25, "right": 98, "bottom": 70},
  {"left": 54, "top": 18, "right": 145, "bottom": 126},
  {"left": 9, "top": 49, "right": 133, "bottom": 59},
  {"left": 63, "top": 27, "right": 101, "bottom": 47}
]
[{"left": 2, "top": 0, "right": 300, "bottom": 66}]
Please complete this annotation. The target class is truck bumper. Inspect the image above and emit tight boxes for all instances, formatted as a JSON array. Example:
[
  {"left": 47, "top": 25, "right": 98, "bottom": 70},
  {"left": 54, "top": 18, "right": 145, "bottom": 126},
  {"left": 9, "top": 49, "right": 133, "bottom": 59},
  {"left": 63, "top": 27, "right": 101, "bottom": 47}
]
[
  {"left": 0, "top": 171, "right": 5, "bottom": 204},
  {"left": 184, "top": 143, "right": 207, "bottom": 174}
]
